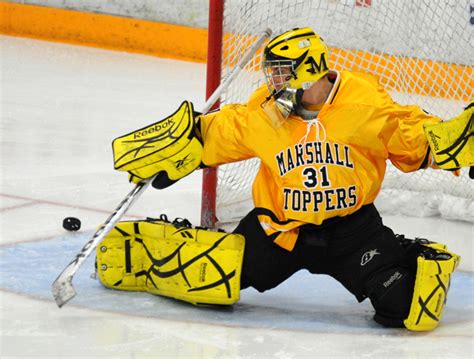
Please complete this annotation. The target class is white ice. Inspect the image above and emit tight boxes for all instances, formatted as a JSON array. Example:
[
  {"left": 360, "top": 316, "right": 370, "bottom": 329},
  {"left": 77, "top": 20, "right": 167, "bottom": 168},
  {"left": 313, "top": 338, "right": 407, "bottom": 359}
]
[{"left": 0, "top": 36, "right": 473, "bottom": 358}]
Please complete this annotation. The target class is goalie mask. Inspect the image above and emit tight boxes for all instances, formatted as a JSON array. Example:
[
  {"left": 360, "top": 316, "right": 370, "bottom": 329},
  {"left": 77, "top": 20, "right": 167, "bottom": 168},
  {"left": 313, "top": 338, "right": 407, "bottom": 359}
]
[{"left": 262, "top": 28, "right": 330, "bottom": 119}]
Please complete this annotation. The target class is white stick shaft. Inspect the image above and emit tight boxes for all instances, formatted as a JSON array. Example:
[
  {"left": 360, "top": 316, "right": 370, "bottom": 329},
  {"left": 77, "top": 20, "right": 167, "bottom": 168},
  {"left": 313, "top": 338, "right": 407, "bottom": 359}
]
[
  {"left": 52, "top": 28, "right": 272, "bottom": 308},
  {"left": 202, "top": 28, "right": 272, "bottom": 114},
  {"left": 52, "top": 180, "right": 151, "bottom": 306}
]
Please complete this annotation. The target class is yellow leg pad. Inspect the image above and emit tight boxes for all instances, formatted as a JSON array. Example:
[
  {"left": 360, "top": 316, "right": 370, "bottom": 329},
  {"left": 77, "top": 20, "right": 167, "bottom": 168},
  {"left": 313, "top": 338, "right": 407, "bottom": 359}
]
[
  {"left": 96, "top": 220, "right": 245, "bottom": 305},
  {"left": 404, "top": 245, "right": 460, "bottom": 331}
]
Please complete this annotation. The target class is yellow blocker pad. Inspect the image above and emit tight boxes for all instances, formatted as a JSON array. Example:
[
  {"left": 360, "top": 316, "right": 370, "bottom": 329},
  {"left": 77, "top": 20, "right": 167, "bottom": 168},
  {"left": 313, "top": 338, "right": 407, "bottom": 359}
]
[
  {"left": 112, "top": 101, "right": 203, "bottom": 183},
  {"left": 96, "top": 219, "right": 245, "bottom": 305},
  {"left": 404, "top": 242, "right": 460, "bottom": 331},
  {"left": 424, "top": 103, "right": 473, "bottom": 169}
]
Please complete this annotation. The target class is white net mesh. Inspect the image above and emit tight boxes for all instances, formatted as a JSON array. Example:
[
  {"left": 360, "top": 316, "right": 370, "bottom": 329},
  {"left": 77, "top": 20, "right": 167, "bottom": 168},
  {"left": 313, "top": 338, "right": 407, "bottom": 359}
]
[{"left": 214, "top": 0, "right": 474, "bottom": 223}]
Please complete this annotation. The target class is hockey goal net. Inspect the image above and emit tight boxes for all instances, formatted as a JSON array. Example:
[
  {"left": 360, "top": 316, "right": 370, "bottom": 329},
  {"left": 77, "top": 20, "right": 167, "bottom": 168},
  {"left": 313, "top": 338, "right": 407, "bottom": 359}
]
[{"left": 202, "top": 0, "right": 473, "bottom": 226}]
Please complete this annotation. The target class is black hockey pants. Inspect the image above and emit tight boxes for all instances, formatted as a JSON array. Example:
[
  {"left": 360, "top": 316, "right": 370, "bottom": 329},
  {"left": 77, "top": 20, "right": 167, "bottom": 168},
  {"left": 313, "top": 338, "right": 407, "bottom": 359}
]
[{"left": 233, "top": 204, "right": 418, "bottom": 328}]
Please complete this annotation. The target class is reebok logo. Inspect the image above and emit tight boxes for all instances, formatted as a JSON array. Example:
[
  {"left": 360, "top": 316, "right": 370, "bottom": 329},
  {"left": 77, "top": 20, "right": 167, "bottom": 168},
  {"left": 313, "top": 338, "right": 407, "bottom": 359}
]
[
  {"left": 360, "top": 249, "right": 380, "bottom": 266},
  {"left": 175, "top": 154, "right": 193, "bottom": 170},
  {"left": 383, "top": 271, "right": 403, "bottom": 288},
  {"left": 427, "top": 130, "right": 441, "bottom": 151},
  {"left": 134, "top": 118, "right": 174, "bottom": 139},
  {"left": 199, "top": 262, "right": 207, "bottom": 282}
]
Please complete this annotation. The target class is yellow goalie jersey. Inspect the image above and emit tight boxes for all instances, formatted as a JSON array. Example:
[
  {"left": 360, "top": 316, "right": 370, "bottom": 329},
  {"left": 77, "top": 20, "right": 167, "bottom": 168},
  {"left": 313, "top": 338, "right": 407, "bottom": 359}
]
[{"left": 200, "top": 70, "right": 441, "bottom": 251}]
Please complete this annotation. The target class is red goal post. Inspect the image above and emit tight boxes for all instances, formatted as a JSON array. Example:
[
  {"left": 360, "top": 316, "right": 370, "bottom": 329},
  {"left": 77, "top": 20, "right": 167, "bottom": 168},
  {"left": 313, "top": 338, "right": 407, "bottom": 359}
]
[
  {"left": 202, "top": 0, "right": 473, "bottom": 228},
  {"left": 201, "top": 0, "right": 224, "bottom": 227}
]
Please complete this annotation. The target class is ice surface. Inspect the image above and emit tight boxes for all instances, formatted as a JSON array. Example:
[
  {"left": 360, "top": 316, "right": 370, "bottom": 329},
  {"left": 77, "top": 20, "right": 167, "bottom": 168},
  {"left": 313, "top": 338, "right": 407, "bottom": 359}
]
[{"left": 0, "top": 36, "right": 473, "bottom": 358}]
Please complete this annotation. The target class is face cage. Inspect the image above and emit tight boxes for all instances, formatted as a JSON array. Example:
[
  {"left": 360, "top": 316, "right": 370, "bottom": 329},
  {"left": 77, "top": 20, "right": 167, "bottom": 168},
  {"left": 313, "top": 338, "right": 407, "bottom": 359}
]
[{"left": 263, "top": 59, "right": 296, "bottom": 98}]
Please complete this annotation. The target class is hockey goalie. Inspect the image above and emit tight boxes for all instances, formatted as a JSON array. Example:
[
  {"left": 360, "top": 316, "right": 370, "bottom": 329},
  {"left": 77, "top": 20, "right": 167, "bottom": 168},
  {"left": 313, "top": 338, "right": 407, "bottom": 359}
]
[{"left": 98, "top": 28, "right": 471, "bottom": 331}]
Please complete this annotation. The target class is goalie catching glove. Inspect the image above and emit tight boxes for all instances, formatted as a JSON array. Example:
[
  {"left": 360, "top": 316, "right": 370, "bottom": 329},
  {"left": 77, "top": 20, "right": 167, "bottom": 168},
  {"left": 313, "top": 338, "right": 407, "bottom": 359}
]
[
  {"left": 112, "top": 101, "right": 203, "bottom": 188},
  {"left": 424, "top": 102, "right": 473, "bottom": 174}
]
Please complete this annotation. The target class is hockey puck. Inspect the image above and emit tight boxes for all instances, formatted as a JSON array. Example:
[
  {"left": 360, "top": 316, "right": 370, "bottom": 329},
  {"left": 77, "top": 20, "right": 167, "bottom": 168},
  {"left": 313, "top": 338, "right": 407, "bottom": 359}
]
[{"left": 63, "top": 217, "right": 81, "bottom": 231}]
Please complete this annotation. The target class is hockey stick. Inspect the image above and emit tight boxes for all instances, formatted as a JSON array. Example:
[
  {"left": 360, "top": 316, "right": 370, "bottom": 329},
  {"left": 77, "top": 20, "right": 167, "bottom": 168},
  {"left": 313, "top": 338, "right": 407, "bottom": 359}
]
[{"left": 52, "top": 28, "right": 272, "bottom": 308}]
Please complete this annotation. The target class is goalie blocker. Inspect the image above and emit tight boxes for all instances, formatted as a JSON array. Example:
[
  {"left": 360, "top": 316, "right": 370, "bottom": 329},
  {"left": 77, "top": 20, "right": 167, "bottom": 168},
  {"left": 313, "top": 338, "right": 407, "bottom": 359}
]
[{"left": 112, "top": 101, "right": 203, "bottom": 188}]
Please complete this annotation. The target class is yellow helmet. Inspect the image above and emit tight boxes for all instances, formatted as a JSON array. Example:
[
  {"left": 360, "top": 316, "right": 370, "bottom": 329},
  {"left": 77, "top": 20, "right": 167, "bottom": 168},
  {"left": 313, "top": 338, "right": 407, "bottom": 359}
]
[{"left": 262, "top": 28, "right": 330, "bottom": 117}]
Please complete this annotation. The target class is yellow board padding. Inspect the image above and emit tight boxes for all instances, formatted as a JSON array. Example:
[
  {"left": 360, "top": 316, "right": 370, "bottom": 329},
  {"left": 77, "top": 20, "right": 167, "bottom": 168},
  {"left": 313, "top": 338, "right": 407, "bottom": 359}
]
[
  {"left": 96, "top": 219, "right": 245, "bottom": 305},
  {"left": 0, "top": 2, "right": 207, "bottom": 63},
  {"left": 403, "top": 243, "right": 460, "bottom": 331},
  {"left": 1, "top": 2, "right": 471, "bottom": 101}
]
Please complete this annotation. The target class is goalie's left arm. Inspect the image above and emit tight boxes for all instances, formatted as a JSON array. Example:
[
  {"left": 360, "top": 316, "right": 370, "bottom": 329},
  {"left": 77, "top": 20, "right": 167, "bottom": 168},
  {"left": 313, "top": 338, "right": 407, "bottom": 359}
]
[{"left": 424, "top": 102, "right": 473, "bottom": 174}]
